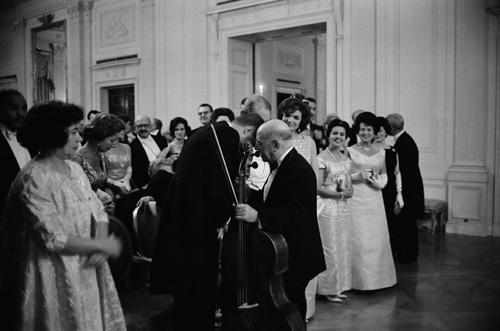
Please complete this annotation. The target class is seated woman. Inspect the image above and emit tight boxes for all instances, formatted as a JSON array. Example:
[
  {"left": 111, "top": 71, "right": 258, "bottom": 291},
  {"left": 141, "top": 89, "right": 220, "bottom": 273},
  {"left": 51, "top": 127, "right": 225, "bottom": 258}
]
[
  {"left": 71, "top": 113, "right": 126, "bottom": 210},
  {"left": 103, "top": 127, "right": 133, "bottom": 197},
  {"left": 0, "top": 100, "right": 125, "bottom": 330},
  {"left": 152, "top": 117, "right": 190, "bottom": 174}
]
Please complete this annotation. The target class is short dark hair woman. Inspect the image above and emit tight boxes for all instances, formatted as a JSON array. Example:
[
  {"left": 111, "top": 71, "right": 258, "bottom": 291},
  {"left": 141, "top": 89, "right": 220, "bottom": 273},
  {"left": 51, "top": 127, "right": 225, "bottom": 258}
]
[
  {"left": 0, "top": 100, "right": 126, "bottom": 330},
  {"left": 346, "top": 111, "right": 397, "bottom": 291}
]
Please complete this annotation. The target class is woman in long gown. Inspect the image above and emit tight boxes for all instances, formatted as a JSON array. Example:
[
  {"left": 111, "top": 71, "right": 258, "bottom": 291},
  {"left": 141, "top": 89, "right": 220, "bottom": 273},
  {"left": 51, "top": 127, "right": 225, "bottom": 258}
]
[
  {"left": 278, "top": 96, "right": 320, "bottom": 321},
  {"left": 347, "top": 112, "right": 397, "bottom": 290},
  {"left": 0, "top": 101, "right": 125, "bottom": 331},
  {"left": 316, "top": 119, "right": 353, "bottom": 302}
]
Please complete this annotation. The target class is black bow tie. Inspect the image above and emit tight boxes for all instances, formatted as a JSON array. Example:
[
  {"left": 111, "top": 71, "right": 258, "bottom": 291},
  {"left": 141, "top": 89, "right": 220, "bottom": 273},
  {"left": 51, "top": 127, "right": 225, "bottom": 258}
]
[{"left": 270, "top": 162, "right": 278, "bottom": 171}]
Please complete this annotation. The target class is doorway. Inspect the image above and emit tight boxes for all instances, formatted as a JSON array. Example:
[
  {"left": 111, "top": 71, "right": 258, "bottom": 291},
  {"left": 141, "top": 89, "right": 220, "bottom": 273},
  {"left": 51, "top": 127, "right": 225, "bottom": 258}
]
[
  {"left": 229, "top": 23, "right": 327, "bottom": 123},
  {"left": 108, "top": 85, "right": 135, "bottom": 120}
]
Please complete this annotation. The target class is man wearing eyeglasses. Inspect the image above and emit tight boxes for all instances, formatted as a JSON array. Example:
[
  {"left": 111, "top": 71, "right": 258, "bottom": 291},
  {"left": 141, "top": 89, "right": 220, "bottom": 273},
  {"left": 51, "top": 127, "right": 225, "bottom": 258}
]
[
  {"left": 191, "top": 103, "right": 213, "bottom": 136},
  {"left": 130, "top": 115, "right": 168, "bottom": 188}
]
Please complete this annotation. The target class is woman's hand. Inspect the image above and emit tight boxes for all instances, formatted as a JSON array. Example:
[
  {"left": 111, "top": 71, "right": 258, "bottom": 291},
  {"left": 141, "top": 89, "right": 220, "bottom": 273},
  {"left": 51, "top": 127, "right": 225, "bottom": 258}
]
[
  {"left": 100, "top": 233, "right": 122, "bottom": 259},
  {"left": 82, "top": 253, "right": 108, "bottom": 268},
  {"left": 114, "top": 179, "right": 131, "bottom": 193}
]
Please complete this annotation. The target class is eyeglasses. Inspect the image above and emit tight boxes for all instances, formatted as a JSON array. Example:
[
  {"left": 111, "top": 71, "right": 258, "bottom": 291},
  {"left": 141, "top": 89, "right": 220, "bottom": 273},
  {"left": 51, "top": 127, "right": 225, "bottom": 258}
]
[{"left": 135, "top": 124, "right": 150, "bottom": 129}]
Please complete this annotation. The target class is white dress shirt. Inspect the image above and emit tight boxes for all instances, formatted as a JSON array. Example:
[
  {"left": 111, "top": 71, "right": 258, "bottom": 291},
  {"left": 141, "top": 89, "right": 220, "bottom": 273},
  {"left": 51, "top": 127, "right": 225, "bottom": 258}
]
[
  {"left": 1, "top": 123, "right": 31, "bottom": 169},
  {"left": 137, "top": 135, "right": 161, "bottom": 162}
]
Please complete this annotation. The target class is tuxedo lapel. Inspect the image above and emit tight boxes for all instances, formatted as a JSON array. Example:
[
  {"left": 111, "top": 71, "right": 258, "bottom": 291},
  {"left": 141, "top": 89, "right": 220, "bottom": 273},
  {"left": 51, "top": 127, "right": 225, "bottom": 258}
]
[{"left": 264, "top": 148, "right": 297, "bottom": 205}]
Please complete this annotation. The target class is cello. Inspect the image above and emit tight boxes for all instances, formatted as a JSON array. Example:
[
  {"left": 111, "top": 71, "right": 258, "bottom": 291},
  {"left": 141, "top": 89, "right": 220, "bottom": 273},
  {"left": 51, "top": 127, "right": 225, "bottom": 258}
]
[{"left": 219, "top": 141, "right": 306, "bottom": 331}]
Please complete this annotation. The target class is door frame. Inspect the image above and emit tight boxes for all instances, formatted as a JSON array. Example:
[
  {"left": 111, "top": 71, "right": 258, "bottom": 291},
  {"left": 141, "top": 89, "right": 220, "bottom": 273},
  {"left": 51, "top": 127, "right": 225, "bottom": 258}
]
[{"left": 210, "top": 7, "right": 338, "bottom": 116}]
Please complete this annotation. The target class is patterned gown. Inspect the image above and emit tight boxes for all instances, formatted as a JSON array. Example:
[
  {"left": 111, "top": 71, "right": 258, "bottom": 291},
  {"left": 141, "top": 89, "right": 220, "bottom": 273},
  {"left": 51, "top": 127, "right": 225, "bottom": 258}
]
[
  {"left": 291, "top": 135, "right": 316, "bottom": 165},
  {"left": 347, "top": 147, "right": 397, "bottom": 290},
  {"left": 0, "top": 160, "right": 126, "bottom": 331},
  {"left": 316, "top": 155, "right": 352, "bottom": 295}
]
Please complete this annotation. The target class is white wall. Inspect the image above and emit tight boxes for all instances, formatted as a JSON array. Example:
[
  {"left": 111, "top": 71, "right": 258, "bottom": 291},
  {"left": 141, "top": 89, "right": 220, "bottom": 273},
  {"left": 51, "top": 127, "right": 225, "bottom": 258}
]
[{"left": 1, "top": 0, "right": 497, "bottom": 236}]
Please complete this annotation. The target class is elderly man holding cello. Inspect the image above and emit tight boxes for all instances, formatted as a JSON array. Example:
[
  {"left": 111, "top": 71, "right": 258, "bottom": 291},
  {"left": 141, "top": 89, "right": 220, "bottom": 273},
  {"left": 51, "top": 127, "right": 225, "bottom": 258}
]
[{"left": 223, "top": 119, "right": 326, "bottom": 330}]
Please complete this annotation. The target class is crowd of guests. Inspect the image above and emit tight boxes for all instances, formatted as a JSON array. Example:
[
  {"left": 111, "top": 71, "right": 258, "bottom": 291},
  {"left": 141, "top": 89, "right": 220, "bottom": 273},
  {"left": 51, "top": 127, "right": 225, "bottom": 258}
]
[{"left": 0, "top": 87, "right": 424, "bottom": 330}]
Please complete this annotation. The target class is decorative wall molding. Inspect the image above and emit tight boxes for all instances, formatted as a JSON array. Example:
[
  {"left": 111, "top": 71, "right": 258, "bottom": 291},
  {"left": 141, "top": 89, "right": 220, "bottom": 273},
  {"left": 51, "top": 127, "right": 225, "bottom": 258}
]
[
  {"left": 207, "top": 0, "right": 280, "bottom": 15},
  {"left": 98, "top": 4, "right": 135, "bottom": 49},
  {"left": 273, "top": 41, "right": 304, "bottom": 76}
]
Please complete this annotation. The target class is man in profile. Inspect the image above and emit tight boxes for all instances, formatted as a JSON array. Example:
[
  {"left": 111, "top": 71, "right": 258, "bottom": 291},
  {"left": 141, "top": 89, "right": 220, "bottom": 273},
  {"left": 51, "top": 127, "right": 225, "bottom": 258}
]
[
  {"left": 229, "top": 119, "right": 325, "bottom": 327},
  {"left": 151, "top": 113, "right": 264, "bottom": 331},
  {"left": 387, "top": 113, "right": 425, "bottom": 264},
  {"left": 0, "top": 89, "right": 32, "bottom": 216}
]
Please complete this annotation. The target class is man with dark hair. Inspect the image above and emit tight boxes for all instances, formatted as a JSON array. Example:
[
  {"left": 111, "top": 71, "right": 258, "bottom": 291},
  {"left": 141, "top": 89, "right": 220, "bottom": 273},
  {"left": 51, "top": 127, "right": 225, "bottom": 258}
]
[
  {"left": 386, "top": 113, "right": 425, "bottom": 264},
  {"left": 151, "top": 113, "right": 264, "bottom": 331},
  {"left": 0, "top": 89, "right": 32, "bottom": 216},
  {"left": 210, "top": 107, "right": 235, "bottom": 123}
]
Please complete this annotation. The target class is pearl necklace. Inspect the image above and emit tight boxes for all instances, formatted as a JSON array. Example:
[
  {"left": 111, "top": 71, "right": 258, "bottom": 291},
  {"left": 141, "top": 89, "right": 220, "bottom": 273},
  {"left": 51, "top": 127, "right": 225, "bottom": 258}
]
[{"left": 327, "top": 148, "right": 342, "bottom": 162}]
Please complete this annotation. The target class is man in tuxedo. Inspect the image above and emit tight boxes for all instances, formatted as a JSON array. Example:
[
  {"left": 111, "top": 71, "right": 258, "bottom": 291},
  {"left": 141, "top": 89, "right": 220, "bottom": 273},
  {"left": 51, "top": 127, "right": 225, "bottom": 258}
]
[
  {"left": 190, "top": 103, "right": 213, "bottom": 136},
  {"left": 387, "top": 113, "right": 425, "bottom": 264},
  {"left": 129, "top": 115, "right": 167, "bottom": 188},
  {"left": 347, "top": 109, "right": 364, "bottom": 147},
  {"left": 150, "top": 113, "right": 264, "bottom": 331},
  {"left": 233, "top": 119, "right": 326, "bottom": 324},
  {"left": 0, "top": 89, "right": 32, "bottom": 216}
]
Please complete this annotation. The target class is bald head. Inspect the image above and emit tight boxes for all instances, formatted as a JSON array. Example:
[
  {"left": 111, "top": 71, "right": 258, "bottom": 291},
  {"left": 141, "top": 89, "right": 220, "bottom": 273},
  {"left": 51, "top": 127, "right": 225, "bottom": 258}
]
[
  {"left": 386, "top": 113, "right": 404, "bottom": 136},
  {"left": 242, "top": 94, "right": 272, "bottom": 122},
  {"left": 256, "top": 120, "right": 292, "bottom": 164},
  {"left": 134, "top": 115, "right": 152, "bottom": 138}
]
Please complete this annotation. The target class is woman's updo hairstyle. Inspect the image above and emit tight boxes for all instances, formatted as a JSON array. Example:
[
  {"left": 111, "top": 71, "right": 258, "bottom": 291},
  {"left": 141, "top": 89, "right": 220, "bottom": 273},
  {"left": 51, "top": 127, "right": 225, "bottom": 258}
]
[
  {"left": 169, "top": 117, "right": 191, "bottom": 138},
  {"left": 377, "top": 116, "right": 391, "bottom": 137},
  {"left": 326, "top": 119, "right": 350, "bottom": 138},
  {"left": 83, "top": 113, "right": 125, "bottom": 141},
  {"left": 17, "top": 100, "right": 84, "bottom": 152},
  {"left": 277, "top": 96, "right": 311, "bottom": 133},
  {"left": 354, "top": 111, "right": 380, "bottom": 135}
]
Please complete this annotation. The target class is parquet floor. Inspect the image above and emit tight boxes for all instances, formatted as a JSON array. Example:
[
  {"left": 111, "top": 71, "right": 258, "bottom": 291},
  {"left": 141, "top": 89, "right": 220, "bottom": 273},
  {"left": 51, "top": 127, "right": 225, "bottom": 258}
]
[{"left": 119, "top": 229, "right": 500, "bottom": 331}]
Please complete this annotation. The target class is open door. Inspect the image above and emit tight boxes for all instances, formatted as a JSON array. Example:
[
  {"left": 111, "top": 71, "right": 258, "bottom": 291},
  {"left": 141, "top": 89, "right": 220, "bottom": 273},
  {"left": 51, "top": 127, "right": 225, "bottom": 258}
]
[{"left": 228, "top": 38, "right": 253, "bottom": 112}]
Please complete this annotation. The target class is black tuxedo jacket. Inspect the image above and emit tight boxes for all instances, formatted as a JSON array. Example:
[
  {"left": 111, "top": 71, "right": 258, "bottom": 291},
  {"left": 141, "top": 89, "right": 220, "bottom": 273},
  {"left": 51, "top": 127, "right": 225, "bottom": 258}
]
[
  {"left": 249, "top": 148, "right": 326, "bottom": 285},
  {"left": 0, "top": 134, "right": 35, "bottom": 216},
  {"left": 347, "top": 125, "right": 358, "bottom": 147},
  {"left": 393, "top": 132, "right": 425, "bottom": 218},
  {"left": 130, "top": 134, "right": 168, "bottom": 189}
]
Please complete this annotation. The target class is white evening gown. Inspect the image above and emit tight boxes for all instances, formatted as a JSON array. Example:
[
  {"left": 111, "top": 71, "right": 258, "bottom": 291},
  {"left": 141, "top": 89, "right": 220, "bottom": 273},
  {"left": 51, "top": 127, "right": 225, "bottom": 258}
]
[
  {"left": 316, "top": 156, "right": 352, "bottom": 296},
  {"left": 347, "top": 147, "right": 397, "bottom": 290}
]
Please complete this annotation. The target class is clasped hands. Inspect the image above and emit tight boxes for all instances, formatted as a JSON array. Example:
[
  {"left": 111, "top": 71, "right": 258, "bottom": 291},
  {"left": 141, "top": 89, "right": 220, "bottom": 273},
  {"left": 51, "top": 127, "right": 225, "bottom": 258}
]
[{"left": 82, "top": 234, "right": 122, "bottom": 269}]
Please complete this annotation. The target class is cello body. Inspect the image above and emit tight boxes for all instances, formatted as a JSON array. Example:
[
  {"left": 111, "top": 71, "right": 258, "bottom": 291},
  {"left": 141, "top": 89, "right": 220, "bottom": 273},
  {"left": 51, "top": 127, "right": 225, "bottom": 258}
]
[{"left": 221, "top": 227, "right": 305, "bottom": 331}]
